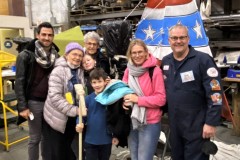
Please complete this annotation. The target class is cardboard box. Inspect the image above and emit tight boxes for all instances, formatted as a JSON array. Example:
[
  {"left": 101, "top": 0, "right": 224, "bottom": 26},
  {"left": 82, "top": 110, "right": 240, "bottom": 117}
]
[
  {"left": 0, "top": 0, "right": 9, "bottom": 15},
  {"left": 8, "top": 0, "right": 25, "bottom": 16},
  {"left": 0, "top": 0, "right": 25, "bottom": 16}
]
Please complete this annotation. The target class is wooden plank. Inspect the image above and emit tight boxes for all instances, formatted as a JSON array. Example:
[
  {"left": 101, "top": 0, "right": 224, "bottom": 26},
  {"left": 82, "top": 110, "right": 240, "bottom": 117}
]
[
  {"left": 232, "top": 93, "right": 240, "bottom": 136},
  {"left": 223, "top": 77, "right": 240, "bottom": 83}
]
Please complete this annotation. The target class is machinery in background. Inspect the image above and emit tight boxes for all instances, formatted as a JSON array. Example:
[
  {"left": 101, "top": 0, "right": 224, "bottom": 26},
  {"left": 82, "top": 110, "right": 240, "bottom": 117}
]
[
  {"left": 203, "top": 0, "right": 240, "bottom": 79},
  {"left": 71, "top": 0, "right": 146, "bottom": 16}
]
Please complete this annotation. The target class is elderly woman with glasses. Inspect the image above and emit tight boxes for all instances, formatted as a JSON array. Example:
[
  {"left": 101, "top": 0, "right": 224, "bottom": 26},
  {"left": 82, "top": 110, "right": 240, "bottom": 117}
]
[
  {"left": 42, "top": 42, "right": 85, "bottom": 160},
  {"left": 122, "top": 39, "right": 166, "bottom": 160},
  {"left": 84, "top": 31, "right": 110, "bottom": 75}
]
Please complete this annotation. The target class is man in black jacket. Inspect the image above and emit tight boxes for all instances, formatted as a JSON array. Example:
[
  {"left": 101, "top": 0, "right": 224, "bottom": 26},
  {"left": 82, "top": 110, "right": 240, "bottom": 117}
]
[{"left": 15, "top": 22, "right": 59, "bottom": 160}]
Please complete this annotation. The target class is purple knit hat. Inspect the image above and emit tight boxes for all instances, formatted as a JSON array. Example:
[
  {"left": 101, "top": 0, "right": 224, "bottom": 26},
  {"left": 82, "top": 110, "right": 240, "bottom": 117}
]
[{"left": 65, "top": 42, "right": 84, "bottom": 54}]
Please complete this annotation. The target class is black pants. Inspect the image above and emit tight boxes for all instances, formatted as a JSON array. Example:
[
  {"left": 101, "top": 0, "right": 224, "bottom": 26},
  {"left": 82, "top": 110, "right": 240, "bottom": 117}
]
[
  {"left": 84, "top": 142, "right": 112, "bottom": 160},
  {"left": 42, "top": 117, "right": 77, "bottom": 160},
  {"left": 169, "top": 107, "right": 209, "bottom": 160}
]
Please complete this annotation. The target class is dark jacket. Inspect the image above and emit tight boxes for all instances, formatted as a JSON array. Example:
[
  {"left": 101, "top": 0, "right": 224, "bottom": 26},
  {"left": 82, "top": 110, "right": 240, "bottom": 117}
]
[
  {"left": 107, "top": 98, "right": 131, "bottom": 147},
  {"left": 93, "top": 49, "right": 110, "bottom": 75},
  {"left": 15, "top": 39, "right": 59, "bottom": 112},
  {"left": 161, "top": 46, "right": 222, "bottom": 127},
  {"left": 84, "top": 70, "right": 94, "bottom": 95}
]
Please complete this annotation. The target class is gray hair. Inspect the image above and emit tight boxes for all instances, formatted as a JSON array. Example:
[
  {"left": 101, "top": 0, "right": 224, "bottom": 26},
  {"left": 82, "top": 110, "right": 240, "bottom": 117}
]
[
  {"left": 168, "top": 24, "right": 189, "bottom": 36},
  {"left": 84, "top": 31, "right": 100, "bottom": 43}
]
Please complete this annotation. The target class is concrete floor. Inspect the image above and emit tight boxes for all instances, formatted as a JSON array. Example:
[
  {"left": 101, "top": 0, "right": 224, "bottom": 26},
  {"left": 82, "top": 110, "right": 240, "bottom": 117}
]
[
  {"left": 0, "top": 123, "right": 240, "bottom": 160},
  {"left": 0, "top": 123, "right": 126, "bottom": 160}
]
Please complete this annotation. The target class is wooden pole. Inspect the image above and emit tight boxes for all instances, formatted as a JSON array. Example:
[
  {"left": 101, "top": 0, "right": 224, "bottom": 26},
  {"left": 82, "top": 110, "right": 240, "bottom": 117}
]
[{"left": 74, "top": 84, "right": 87, "bottom": 160}]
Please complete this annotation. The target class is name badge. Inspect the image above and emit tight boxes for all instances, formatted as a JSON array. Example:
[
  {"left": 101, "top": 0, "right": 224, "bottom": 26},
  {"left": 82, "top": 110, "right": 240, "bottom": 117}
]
[
  {"left": 163, "top": 65, "right": 169, "bottom": 70},
  {"left": 180, "top": 70, "right": 195, "bottom": 83}
]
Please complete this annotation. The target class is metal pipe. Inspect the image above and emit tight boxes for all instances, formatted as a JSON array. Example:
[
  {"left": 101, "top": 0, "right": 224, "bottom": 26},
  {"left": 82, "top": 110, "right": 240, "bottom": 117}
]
[
  {"left": 28, "top": 0, "right": 33, "bottom": 28},
  {"left": 50, "top": 0, "right": 53, "bottom": 17},
  {"left": 67, "top": 0, "right": 71, "bottom": 29},
  {"left": 210, "top": 14, "right": 240, "bottom": 20},
  {"left": 49, "top": 0, "right": 57, "bottom": 24}
]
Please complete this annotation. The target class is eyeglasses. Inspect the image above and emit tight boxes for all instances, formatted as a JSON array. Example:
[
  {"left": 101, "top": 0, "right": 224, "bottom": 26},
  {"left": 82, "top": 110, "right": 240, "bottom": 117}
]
[
  {"left": 169, "top": 36, "right": 188, "bottom": 41},
  {"left": 131, "top": 51, "right": 145, "bottom": 57},
  {"left": 86, "top": 42, "right": 98, "bottom": 47}
]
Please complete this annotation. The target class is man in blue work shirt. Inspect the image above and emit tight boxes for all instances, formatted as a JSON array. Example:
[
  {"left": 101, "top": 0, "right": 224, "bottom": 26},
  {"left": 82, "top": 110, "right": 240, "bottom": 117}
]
[{"left": 161, "top": 24, "right": 222, "bottom": 160}]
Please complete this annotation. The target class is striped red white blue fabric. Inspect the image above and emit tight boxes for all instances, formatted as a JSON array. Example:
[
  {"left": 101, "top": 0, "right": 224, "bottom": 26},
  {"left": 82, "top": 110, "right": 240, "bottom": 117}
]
[{"left": 135, "top": 0, "right": 212, "bottom": 59}]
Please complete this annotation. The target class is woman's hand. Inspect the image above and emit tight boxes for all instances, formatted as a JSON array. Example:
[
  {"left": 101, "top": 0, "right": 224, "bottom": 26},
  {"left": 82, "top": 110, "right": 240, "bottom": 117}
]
[
  {"left": 123, "top": 94, "right": 138, "bottom": 111},
  {"left": 124, "top": 94, "right": 138, "bottom": 103},
  {"left": 76, "top": 123, "right": 84, "bottom": 133}
]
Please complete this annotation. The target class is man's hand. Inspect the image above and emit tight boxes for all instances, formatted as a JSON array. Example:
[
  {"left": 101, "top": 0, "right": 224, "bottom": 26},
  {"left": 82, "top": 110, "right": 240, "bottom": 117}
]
[
  {"left": 19, "top": 109, "right": 30, "bottom": 119},
  {"left": 202, "top": 124, "right": 216, "bottom": 139}
]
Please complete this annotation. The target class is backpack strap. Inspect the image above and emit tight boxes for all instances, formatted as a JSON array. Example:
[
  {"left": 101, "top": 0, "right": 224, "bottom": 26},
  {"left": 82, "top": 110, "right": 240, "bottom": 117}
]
[
  {"left": 149, "top": 66, "right": 168, "bottom": 114},
  {"left": 149, "top": 66, "right": 156, "bottom": 82}
]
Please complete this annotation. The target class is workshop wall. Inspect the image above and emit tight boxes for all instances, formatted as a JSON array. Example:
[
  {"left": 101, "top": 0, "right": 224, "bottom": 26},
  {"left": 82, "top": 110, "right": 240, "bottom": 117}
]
[{"left": 24, "top": 0, "right": 69, "bottom": 26}]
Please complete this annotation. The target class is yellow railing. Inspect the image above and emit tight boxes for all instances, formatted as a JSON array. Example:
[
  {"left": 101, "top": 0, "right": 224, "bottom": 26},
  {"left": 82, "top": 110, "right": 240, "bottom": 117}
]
[{"left": 0, "top": 50, "right": 29, "bottom": 151}]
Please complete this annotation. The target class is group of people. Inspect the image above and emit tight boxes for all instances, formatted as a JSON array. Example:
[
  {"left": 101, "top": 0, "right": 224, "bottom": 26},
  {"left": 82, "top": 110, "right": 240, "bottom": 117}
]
[
  {"left": 15, "top": 22, "right": 110, "bottom": 160},
  {"left": 15, "top": 21, "right": 222, "bottom": 160}
]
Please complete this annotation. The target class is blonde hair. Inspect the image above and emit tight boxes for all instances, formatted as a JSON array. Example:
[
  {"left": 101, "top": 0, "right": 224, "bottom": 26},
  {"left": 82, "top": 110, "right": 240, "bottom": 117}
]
[{"left": 126, "top": 39, "right": 148, "bottom": 62}]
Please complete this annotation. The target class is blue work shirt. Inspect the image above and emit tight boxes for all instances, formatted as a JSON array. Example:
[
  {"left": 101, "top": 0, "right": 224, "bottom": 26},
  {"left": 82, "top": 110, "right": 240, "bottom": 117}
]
[{"left": 162, "top": 46, "right": 222, "bottom": 126}]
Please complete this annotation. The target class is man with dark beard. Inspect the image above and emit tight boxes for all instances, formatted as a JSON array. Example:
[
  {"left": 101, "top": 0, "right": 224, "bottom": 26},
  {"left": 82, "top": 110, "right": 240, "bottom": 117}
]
[{"left": 15, "top": 22, "right": 59, "bottom": 160}]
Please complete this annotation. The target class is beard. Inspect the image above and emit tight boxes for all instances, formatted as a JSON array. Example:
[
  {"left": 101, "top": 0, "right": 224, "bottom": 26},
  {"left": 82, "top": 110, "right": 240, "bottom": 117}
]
[{"left": 38, "top": 40, "right": 52, "bottom": 48}]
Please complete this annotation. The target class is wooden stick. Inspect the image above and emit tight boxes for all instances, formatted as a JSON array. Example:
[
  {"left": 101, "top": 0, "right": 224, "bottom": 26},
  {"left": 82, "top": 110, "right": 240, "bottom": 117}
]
[
  {"left": 74, "top": 84, "right": 87, "bottom": 160},
  {"left": 78, "top": 98, "right": 83, "bottom": 160}
]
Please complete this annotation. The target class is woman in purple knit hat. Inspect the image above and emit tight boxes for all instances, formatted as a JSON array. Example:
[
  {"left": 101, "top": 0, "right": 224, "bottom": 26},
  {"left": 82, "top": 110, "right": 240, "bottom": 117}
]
[{"left": 42, "top": 42, "right": 85, "bottom": 160}]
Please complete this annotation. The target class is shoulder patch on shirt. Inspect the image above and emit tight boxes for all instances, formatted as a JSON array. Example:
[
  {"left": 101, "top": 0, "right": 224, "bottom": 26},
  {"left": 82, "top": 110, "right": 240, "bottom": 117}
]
[
  {"left": 207, "top": 67, "right": 218, "bottom": 77},
  {"left": 210, "top": 79, "right": 221, "bottom": 91},
  {"left": 211, "top": 93, "right": 222, "bottom": 105}
]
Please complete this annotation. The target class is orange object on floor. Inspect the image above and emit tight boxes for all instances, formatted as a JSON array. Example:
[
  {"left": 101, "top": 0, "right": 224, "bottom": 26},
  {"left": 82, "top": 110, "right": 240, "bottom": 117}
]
[{"left": 221, "top": 93, "right": 236, "bottom": 127}]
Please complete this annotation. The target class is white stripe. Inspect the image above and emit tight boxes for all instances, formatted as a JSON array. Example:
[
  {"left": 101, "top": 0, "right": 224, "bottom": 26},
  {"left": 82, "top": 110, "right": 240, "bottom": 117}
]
[
  {"left": 142, "top": 7, "right": 165, "bottom": 20},
  {"left": 142, "top": 0, "right": 198, "bottom": 20},
  {"left": 148, "top": 45, "right": 212, "bottom": 60},
  {"left": 194, "top": 46, "right": 212, "bottom": 57}
]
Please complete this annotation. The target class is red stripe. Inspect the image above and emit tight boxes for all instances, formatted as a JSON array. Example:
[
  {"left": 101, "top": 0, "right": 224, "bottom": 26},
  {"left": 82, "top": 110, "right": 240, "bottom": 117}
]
[{"left": 146, "top": 0, "right": 192, "bottom": 9}]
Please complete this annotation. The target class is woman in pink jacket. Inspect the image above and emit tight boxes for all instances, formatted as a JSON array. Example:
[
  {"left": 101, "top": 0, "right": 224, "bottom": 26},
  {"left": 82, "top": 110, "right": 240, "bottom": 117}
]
[{"left": 122, "top": 39, "right": 166, "bottom": 160}]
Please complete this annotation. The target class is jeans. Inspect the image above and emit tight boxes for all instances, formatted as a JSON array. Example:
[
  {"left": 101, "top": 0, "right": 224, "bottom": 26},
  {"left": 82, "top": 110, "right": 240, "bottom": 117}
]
[
  {"left": 128, "top": 122, "right": 161, "bottom": 160},
  {"left": 28, "top": 100, "right": 44, "bottom": 160}
]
